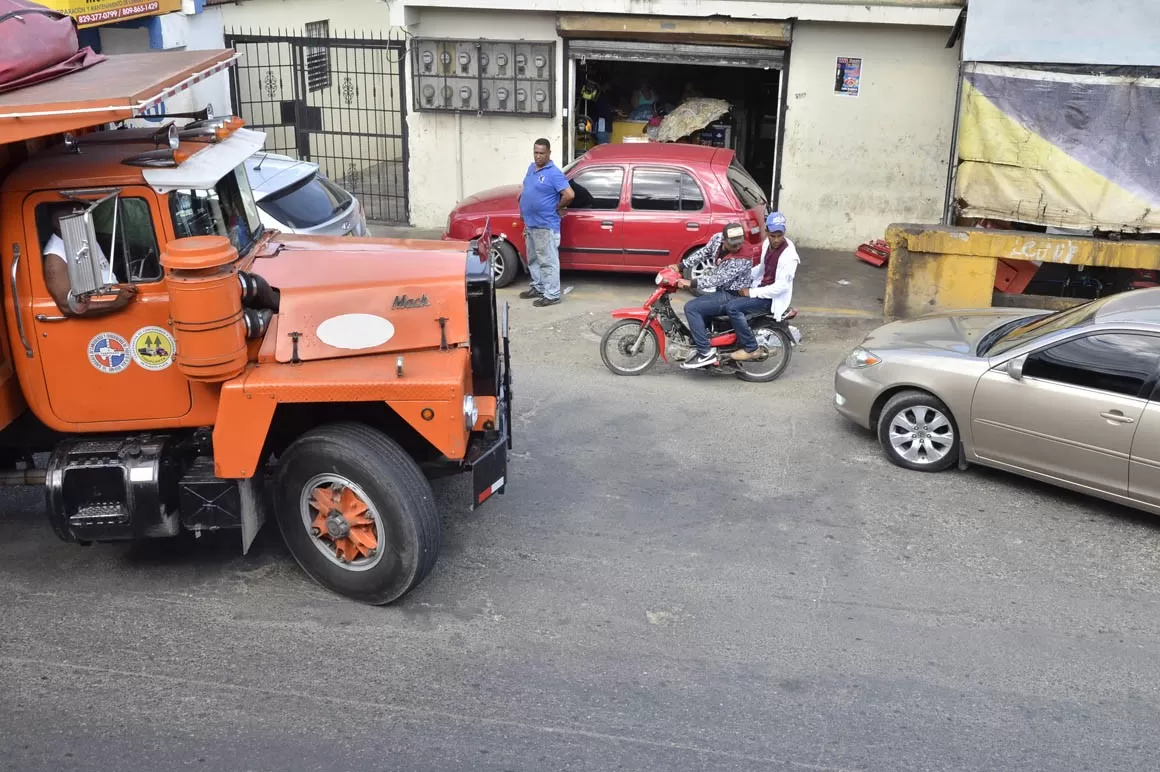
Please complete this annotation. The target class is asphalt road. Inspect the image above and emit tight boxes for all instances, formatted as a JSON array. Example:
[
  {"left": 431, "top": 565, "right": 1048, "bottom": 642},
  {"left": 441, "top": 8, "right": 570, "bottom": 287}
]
[{"left": 3, "top": 274, "right": 1160, "bottom": 771}]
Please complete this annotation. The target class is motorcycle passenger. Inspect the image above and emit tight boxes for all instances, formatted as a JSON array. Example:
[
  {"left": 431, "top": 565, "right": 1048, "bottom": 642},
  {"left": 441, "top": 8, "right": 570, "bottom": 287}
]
[
  {"left": 669, "top": 222, "right": 754, "bottom": 369},
  {"left": 726, "top": 211, "right": 801, "bottom": 362}
]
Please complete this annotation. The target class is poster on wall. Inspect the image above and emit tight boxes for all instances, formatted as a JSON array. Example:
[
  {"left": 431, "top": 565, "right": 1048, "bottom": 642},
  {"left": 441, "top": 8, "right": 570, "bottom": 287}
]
[
  {"left": 834, "top": 57, "right": 862, "bottom": 97},
  {"left": 40, "top": 0, "right": 182, "bottom": 28}
]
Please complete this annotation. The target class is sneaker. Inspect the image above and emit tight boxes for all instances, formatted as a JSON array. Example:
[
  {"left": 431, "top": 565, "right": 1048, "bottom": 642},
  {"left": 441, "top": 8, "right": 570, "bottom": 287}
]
[
  {"left": 533, "top": 296, "right": 561, "bottom": 307},
  {"left": 519, "top": 288, "right": 543, "bottom": 299},
  {"left": 680, "top": 348, "right": 718, "bottom": 369},
  {"left": 730, "top": 348, "right": 761, "bottom": 362}
]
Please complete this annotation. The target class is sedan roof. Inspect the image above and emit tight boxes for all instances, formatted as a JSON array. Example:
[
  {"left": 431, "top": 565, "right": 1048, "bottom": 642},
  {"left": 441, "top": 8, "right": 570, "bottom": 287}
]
[{"left": 1094, "top": 287, "right": 1160, "bottom": 325}]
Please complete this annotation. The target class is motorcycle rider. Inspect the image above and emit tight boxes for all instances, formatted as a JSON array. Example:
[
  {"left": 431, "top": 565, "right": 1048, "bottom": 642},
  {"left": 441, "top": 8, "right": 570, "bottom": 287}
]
[
  {"left": 726, "top": 211, "right": 800, "bottom": 362},
  {"left": 668, "top": 222, "right": 754, "bottom": 369}
]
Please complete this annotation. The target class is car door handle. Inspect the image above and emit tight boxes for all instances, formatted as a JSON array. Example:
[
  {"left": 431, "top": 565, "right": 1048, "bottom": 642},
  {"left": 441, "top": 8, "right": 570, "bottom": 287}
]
[
  {"left": 35, "top": 314, "right": 67, "bottom": 322},
  {"left": 686, "top": 222, "right": 699, "bottom": 230},
  {"left": 1100, "top": 410, "right": 1135, "bottom": 424},
  {"left": 600, "top": 220, "right": 614, "bottom": 230}
]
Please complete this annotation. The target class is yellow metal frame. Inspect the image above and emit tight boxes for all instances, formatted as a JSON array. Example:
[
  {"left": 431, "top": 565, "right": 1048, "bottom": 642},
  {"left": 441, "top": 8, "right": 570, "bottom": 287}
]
[{"left": 884, "top": 224, "right": 1160, "bottom": 318}]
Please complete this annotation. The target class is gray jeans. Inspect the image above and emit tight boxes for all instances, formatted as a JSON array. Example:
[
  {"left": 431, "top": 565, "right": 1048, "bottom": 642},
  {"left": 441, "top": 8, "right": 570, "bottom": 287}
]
[{"left": 525, "top": 227, "right": 561, "bottom": 300}]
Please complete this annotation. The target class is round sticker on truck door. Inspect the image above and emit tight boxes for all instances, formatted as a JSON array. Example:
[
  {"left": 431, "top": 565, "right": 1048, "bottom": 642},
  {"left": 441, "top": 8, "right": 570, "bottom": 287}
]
[
  {"left": 130, "top": 326, "right": 175, "bottom": 371},
  {"left": 87, "top": 333, "right": 131, "bottom": 374}
]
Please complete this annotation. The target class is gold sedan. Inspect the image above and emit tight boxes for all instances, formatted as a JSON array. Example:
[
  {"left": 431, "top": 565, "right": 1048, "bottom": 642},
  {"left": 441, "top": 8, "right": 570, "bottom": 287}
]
[{"left": 834, "top": 289, "right": 1160, "bottom": 514}]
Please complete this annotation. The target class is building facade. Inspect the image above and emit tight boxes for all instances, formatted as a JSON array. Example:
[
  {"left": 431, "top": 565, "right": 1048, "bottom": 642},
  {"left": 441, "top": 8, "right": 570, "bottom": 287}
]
[
  {"left": 46, "top": 0, "right": 232, "bottom": 123},
  {"left": 396, "top": 0, "right": 965, "bottom": 249}
]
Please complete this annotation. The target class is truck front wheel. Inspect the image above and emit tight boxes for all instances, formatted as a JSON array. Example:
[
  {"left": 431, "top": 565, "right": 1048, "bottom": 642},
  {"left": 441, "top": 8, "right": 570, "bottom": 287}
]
[{"left": 274, "top": 422, "right": 442, "bottom": 604}]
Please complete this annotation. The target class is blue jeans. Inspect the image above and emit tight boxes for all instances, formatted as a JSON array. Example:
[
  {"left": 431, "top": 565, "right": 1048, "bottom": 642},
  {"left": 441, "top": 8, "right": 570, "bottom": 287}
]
[
  {"left": 684, "top": 292, "right": 769, "bottom": 353},
  {"left": 525, "top": 227, "right": 561, "bottom": 300},
  {"left": 725, "top": 296, "right": 771, "bottom": 352}
]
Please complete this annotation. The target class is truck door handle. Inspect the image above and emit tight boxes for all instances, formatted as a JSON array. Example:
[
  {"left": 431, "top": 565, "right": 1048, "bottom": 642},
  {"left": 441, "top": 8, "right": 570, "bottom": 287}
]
[
  {"left": 35, "top": 314, "right": 67, "bottom": 322},
  {"left": 11, "top": 244, "right": 32, "bottom": 358},
  {"left": 686, "top": 222, "right": 699, "bottom": 230},
  {"left": 1100, "top": 410, "right": 1135, "bottom": 424},
  {"left": 601, "top": 220, "right": 614, "bottom": 230}
]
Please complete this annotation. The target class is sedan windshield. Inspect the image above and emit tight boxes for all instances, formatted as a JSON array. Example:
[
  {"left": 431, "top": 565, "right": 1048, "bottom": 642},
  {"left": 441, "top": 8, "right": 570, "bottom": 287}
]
[
  {"left": 170, "top": 164, "right": 264, "bottom": 256},
  {"left": 984, "top": 296, "right": 1116, "bottom": 356}
]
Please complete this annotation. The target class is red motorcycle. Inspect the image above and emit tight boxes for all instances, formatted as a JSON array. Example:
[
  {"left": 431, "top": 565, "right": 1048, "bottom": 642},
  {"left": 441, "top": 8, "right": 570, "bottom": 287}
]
[{"left": 600, "top": 268, "right": 800, "bottom": 382}]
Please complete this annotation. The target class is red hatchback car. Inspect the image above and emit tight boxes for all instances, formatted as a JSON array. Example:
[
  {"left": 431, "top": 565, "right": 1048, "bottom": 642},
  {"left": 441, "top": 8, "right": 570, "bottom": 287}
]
[{"left": 443, "top": 143, "right": 770, "bottom": 288}]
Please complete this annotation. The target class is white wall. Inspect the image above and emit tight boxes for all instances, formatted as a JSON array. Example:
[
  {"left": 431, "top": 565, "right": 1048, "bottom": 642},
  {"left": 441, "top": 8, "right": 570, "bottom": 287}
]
[
  {"left": 779, "top": 22, "right": 959, "bottom": 249},
  {"left": 402, "top": 0, "right": 963, "bottom": 27},
  {"left": 406, "top": 8, "right": 563, "bottom": 229},
  {"left": 219, "top": 0, "right": 397, "bottom": 35},
  {"left": 103, "top": 10, "right": 231, "bottom": 127}
]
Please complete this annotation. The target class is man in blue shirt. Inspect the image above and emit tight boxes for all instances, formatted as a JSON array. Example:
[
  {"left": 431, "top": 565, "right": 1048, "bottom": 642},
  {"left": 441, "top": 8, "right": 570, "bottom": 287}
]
[{"left": 517, "top": 138, "right": 574, "bottom": 306}]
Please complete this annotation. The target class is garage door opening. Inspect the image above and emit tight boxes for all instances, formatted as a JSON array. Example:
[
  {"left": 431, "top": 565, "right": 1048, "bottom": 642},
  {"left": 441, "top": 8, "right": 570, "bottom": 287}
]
[{"left": 566, "top": 40, "right": 786, "bottom": 205}]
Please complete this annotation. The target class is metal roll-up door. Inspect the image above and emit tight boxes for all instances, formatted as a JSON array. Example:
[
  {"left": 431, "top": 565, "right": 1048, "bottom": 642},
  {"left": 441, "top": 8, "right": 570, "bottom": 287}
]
[{"left": 569, "top": 39, "right": 785, "bottom": 69}]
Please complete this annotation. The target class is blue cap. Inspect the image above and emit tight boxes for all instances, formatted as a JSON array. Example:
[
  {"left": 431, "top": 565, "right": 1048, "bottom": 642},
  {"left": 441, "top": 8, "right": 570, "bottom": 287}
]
[{"left": 766, "top": 211, "right": 787, "bottom": 233}]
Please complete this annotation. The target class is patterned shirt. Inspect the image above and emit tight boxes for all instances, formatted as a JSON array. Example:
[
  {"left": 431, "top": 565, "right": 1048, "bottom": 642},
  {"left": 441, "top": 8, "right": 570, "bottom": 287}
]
[{"left": 679, "top": 231, "right": 754, "bottom": 292}]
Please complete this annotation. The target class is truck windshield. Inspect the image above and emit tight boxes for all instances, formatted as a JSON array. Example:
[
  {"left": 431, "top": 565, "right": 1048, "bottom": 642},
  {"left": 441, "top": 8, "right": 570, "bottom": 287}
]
[{"left": 169, "top": 165, "right": 264, "bottom": 256}]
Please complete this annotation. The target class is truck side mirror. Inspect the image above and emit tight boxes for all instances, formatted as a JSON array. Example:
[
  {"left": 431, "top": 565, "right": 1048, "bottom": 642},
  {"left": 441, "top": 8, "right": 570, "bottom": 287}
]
[{"left": 59, "top": 208, "right": 108, "bottom": 306}]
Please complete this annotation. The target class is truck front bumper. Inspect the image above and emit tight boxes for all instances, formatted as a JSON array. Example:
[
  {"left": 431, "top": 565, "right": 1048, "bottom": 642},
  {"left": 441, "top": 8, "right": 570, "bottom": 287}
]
[{"left": 467, "top": 300, "right": 512, "bottom": 509}]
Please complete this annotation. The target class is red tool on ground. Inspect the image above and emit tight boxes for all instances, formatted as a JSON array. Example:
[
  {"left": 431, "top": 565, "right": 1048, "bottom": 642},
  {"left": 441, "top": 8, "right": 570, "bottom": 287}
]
[{"left": 855, "top": 239, "right": 891, "bottom": 267}]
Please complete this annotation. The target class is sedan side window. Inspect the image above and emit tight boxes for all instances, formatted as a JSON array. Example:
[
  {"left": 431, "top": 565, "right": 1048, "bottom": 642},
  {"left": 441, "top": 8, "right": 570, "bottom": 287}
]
[
  {"left": 630, "top": 168, "right": 703, "bottom": 212},
  {"left": 1023, "top": 333, "right": 1160, "bottom": 398},
  {"left": 569, "top": 168, "right": 624, "bottom": 210}
]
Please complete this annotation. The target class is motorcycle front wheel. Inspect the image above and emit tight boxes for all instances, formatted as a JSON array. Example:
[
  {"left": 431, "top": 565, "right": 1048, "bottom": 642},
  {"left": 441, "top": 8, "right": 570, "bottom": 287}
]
[
  {"left": 600, "top": 319, "right": 660, "bottom": 376},
  {"left": 734, "top": 323, "right": 793, "bottom": 383}
]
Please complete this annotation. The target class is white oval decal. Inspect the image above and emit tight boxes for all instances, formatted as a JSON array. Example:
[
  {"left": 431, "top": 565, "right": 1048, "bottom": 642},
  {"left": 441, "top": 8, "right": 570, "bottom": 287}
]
[{"left": 315, "top": 313, "right": 396, "bottom": 350}]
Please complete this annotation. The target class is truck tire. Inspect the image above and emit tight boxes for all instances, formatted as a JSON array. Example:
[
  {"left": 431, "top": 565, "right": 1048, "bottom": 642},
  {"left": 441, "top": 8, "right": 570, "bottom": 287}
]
[{"left": 274, "top": 422, "right": 441, "bottom": 604}]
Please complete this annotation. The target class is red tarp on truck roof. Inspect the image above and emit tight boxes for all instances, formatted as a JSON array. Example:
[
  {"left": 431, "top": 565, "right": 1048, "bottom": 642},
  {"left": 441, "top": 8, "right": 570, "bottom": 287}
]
[
  {"left": 0, "top": 0, "right": 105, "bottom": 94},
  {"left": 0, "top": 49, "right": 239, "bottom": 144}
]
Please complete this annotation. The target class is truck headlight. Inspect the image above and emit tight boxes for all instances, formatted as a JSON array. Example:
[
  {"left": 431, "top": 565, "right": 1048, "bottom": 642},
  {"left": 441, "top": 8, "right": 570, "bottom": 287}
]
[
  {"left": 463, "top": 395, "right": 479, "bottom": 430},
  {"left": 845, "top": 347, "right": 882, "bottom": 369}
]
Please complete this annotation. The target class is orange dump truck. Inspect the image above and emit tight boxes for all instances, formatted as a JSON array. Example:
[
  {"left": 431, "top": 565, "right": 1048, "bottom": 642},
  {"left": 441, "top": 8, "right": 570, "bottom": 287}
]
[{"left": 0, "top": 48, "right": 511, "bottom": 604}]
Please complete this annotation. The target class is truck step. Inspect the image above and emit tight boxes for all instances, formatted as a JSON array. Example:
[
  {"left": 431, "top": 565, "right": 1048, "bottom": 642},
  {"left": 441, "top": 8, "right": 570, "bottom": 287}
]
[{"left": 68, "top": 502, "right": 130, "bottom": 529}]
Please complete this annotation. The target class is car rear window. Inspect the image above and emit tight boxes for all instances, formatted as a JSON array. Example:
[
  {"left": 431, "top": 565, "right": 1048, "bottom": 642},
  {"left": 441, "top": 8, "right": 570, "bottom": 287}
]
[
  {"left": 258, "top": 173, "right": 353, "bottom": 229},
  {"left": 727, "top": 160, "right": 767, "bottom": 211}
]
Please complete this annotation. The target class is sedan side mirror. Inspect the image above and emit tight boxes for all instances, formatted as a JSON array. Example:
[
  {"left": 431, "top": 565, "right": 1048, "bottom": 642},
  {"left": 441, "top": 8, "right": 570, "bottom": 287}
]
[{"left": 1005, "top": 355, "right": 1026, "bottom": 381}]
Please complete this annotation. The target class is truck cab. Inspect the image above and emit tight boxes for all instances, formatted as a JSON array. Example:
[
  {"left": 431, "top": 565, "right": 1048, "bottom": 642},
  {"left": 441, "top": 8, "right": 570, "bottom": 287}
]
[{"left": 0, "top": 48, "right": 511, "bottom": 605}]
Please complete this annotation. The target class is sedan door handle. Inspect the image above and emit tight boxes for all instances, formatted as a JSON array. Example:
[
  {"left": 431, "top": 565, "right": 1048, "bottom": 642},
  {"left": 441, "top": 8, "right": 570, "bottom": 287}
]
[
  {"left": 600, "top": 220, "right": 614, "bottom": 230},
  {"left": 1100, "top": 410, "right": 1135, "bottom": 424},
  {"left": 686, "top": 222, "right": 700, "bottom": 230}
]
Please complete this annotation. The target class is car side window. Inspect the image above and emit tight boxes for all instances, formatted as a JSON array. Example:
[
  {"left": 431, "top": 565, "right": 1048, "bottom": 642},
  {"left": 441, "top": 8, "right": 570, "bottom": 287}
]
[
  {"left": 630, "top": 168, "right": 703, "bottom": 212},
  {"left": 1023, "top": 333, "right": 1160, "bottom": 398},
  {"left": 568, "top": 168, "right": 623, "bottom": 210}
]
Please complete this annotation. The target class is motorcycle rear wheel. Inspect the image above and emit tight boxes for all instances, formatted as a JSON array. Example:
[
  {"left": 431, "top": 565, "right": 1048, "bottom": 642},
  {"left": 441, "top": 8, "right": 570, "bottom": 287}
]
[
  {"left": 734, "top": 323, "right": 792, "bottom": 382},
  {"left": 600, "top": 319, "right": 660, "bottom": 376}
]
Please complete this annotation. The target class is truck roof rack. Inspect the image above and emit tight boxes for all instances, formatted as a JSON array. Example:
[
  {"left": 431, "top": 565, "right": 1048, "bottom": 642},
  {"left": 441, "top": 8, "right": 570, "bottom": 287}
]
[{"left": 0, "top": 49, "right": 239, "bottom": 145}]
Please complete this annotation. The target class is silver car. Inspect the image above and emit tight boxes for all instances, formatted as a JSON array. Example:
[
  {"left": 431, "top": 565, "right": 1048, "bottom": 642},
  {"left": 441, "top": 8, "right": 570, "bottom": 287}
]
[
  {"left": 835, "top": 288, "right": 1160, "bottom": 515},
  {"left": 245, "top": 153, "right": 369, "bottom": 237}
]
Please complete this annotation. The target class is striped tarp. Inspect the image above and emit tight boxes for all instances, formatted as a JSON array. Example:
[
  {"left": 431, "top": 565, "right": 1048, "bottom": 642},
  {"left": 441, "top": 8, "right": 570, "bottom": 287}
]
[{"left": 955, "top": 62, "right": 1160, "bottom": 233}]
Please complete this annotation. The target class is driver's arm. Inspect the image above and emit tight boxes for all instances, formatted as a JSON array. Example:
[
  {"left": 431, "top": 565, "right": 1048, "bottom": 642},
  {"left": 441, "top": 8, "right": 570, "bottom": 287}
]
[{"left": 43, "top": 254, "right": 134, "bottom": 317}]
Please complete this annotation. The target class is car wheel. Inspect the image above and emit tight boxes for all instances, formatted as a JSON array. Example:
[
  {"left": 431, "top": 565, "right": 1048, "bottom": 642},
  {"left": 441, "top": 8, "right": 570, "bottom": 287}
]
[
  {"left": 681, "top": 249, "right": 714, "bottom": 297},
  {"left": 876, "top": 390, "right": 960, "bottom": 473},
  {"left": 491, "top": 239, "right": 520, "bottom": 288}
]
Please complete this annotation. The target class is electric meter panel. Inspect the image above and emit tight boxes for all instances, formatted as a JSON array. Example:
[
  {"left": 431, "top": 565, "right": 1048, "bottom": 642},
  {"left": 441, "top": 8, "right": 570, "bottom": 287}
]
[{"left": 412, "top": 38, "right": 555, "bottom": 116}]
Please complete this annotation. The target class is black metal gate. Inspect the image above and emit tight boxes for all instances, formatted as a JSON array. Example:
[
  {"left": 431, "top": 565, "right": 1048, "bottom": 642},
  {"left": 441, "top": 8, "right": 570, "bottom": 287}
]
[{"left": 224, "top": 29, "right": 409, "bottom": 224}]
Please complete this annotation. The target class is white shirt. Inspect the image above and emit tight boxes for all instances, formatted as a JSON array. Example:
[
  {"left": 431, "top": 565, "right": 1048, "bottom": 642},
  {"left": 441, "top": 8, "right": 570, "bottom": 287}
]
[
  {"left": 748, "top": 237, "right": 801, "bottom": 321},
  {"left": 44, "top": 233, "right": 115, "bottom": 285}
]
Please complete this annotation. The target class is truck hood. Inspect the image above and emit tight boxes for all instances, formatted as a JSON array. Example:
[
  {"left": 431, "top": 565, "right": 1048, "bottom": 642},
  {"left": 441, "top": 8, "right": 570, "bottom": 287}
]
[
  {"left": 863, "top": 308, "right": 1043, "bottom": 356},
  {"left": 248, "top": 233, "right": 468, "bottom": 364}
]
